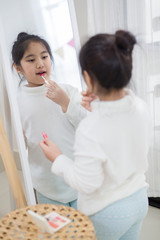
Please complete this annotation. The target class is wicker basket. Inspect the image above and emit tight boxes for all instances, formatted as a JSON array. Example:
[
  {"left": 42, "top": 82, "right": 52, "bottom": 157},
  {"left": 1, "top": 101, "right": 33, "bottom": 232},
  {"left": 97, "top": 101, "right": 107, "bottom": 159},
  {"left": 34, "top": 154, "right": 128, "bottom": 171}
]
[{"left": 0, "top": 204, "right": 96, "bottom": 240}]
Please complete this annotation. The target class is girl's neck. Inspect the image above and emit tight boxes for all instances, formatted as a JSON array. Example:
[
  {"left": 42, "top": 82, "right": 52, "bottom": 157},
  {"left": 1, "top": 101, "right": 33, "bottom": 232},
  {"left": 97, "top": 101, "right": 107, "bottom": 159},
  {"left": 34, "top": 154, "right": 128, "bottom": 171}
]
[
  {"left": 26, "top": 83, "right": 44, "bottom": 87},
  {"left": 98, "top": 89, "right": 127, "bottom": 101}
]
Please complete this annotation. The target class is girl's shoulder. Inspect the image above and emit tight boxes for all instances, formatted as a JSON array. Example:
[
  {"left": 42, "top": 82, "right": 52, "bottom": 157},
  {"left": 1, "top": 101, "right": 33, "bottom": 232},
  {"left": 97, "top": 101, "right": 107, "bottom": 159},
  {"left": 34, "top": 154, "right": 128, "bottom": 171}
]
[
  {"left": 134, "top": 95, "right": 149, "bottom": 114},
  {"left": 76, "top": 111, "right": 100, "bottom": 136},
  {"left": 126, "top": 88, "right": 149, "bottom": 112}
]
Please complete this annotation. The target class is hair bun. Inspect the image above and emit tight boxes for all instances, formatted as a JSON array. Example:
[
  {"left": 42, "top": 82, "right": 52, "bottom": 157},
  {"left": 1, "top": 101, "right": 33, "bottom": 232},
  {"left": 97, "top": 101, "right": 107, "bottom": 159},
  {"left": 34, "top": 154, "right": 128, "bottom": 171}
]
[
  {"left": 115, "top": 30, "right": 136, "bottom": 54},
  {"left": 17, "top": 32, "right": 28, "bottom": 41}
]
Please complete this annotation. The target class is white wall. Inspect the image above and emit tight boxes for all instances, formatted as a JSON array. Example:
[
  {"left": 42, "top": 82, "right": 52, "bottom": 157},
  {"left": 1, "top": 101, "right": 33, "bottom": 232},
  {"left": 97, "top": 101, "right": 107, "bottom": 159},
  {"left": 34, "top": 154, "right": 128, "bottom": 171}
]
[{"left": 0, "top": 0, "right": 46, "bottom": 55}]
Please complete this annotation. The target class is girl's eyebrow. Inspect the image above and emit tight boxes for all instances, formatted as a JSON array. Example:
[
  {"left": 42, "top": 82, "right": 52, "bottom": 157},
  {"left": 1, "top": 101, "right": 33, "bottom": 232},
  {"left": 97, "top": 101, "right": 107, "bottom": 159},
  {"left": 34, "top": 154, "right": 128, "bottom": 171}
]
[
  {"left": 41, "top": 50, "right": 48, "bottom": 54},
  {"left": 24, "top": 54, "right": 35, "bottom": 59},
  {"left": 24, "top": 51, "right": 48, "bottom": 59}
]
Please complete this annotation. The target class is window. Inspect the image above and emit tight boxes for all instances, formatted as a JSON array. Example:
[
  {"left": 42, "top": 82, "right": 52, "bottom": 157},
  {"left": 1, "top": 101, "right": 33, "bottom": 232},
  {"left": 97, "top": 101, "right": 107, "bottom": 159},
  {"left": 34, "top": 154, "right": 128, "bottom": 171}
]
[{"left": 40, "top": 0, "right": 82, "bottom": 90}]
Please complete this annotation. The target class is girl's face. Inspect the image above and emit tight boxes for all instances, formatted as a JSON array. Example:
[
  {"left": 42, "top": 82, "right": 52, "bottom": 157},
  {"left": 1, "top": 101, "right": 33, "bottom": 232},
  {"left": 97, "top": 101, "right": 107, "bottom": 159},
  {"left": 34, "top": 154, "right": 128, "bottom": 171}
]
[{"left": 18, "top": 41, "right": 52, "bottom": 87}]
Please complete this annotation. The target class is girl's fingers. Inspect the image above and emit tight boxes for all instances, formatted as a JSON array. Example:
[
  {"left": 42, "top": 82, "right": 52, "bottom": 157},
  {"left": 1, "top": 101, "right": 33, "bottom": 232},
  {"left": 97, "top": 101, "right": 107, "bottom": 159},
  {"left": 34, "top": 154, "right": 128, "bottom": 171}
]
[
  {"left": 39, "top": 140, "right": 46, "bottom": 149},
  {"left": 45, "top": 80, "right": 56, "bottom": 89},
  {"left": 81, "top": 101, "right": 90, "bottom": 107},
  {"left": 48, "top": 80, "right": 58, "bottom": 87},
  {"left": 82, "top": 96, "right": 93, "bottom": 101},
  {"left": 46, "top": 87, "right": 56, "bottom": 96},
  {"left": 81, "top": 91, "right": 88, "bottom": 96},
  {"left": 81, "top": 103, "right": 92, "bottom": 111},
  {"left": 40, "top": 139, "right": 50, "bottom": 150},
  {"left": 47, "top": 84, "right": 56, "bottom": 90},
  {"left": 81, "top": 101, "right": 92, "bottom": 111},
  {"left": 81, "top": 91, "right": 96, "bottom": 98}
]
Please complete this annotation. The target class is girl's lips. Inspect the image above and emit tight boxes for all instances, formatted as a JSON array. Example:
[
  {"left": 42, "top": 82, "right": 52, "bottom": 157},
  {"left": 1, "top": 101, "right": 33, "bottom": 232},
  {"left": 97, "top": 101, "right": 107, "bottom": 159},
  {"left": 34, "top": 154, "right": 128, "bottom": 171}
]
[{"left": 37, "top": 71, "right": 46, "bottom": 76}]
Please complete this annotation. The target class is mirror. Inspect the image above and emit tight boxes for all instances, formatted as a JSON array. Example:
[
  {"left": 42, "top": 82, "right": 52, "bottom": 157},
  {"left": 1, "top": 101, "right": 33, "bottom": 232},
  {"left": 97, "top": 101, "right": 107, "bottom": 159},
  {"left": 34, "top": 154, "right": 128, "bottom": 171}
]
[{"left": 0, "top": 0, "right": 84, "bottom": 210}]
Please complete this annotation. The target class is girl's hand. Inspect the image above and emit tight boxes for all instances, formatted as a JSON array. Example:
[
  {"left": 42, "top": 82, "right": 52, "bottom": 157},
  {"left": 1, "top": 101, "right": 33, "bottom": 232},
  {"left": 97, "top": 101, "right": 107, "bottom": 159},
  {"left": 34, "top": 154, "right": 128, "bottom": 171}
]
[
  {"left": 45, "top": 80, "right": 70, "bottom": 113},
  {"left": 81, "top": 91, "right": 98, "bottom": 112},
  {"left": 39, "top": 138, "right": 62, "bottom": 163}
]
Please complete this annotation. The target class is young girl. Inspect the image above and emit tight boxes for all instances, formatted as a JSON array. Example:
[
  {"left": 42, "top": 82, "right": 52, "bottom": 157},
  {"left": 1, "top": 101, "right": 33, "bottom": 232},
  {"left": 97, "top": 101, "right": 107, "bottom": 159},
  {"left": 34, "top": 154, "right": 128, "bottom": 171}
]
[
  {"left": 12, "top": 32, "right": 86, "bottom": 208},
  {"left": 40, "top": 30, "right": 151, "bottom": 240}
]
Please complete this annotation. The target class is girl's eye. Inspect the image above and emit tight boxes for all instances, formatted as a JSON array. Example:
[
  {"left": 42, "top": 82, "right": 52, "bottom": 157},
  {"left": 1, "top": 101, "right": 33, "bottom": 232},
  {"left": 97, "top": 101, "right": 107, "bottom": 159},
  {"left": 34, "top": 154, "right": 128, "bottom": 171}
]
[
  {"left": 27, "top": 59, "right": 35, "bottom": 62},
  {"left": 42, "top": 55, "right": 48, "bottom": 59}
]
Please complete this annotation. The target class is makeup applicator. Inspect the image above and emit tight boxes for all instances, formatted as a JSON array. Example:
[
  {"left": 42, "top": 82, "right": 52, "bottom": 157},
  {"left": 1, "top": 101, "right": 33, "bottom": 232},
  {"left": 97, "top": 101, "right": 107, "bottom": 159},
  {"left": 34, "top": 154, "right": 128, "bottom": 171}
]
[{"left": 40, "top": 73, "right": 49, "bottom": 84}]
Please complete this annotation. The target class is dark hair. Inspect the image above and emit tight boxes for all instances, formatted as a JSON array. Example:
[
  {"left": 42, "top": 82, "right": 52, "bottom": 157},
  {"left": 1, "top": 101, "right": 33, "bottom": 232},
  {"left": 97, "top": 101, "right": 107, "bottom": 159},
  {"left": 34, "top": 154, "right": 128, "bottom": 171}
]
[
  {"left": 12, "top": 32, "right": 53, "bottom": 66},
  {"left": 79, "top": 30, "right": 136, "bottom": 91}
]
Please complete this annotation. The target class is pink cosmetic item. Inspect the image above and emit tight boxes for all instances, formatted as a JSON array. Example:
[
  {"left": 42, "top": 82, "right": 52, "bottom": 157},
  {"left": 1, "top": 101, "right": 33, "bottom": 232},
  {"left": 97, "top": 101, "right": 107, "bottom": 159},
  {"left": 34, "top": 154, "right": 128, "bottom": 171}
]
[
  {"left": 28, "top": 210, "right": 71, "bottom": 234},
  {"left": 42, "top": 131, "right": 48, "bottom": 139},
  {"left": 40, "top": 73, "right": 49, "bottom": 85}
]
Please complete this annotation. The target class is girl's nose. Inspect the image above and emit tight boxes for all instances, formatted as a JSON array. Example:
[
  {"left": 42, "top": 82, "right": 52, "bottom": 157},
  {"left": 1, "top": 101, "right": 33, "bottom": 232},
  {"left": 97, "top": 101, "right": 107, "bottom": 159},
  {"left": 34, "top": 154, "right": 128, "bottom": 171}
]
[{"left": 36, "top": 59, "right": 44, "bottom": 68}]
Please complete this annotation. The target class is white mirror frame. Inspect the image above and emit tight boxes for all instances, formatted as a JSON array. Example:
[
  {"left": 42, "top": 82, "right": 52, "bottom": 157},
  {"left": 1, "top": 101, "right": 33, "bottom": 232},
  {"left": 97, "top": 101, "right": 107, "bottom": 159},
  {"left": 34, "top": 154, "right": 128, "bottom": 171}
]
[{"left": 0, "top": 19, "right": 36, "bottom": 205}]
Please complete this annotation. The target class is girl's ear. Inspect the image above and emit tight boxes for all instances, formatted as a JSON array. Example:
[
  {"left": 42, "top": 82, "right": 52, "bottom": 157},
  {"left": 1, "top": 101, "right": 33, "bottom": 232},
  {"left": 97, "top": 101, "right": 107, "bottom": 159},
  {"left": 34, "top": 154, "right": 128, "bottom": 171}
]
[
  {"left": 13, "top": 63, "right": 22, "bottom": 74},
  {"left": 83, "top": 70, "right": 93, "bottom": 93}
]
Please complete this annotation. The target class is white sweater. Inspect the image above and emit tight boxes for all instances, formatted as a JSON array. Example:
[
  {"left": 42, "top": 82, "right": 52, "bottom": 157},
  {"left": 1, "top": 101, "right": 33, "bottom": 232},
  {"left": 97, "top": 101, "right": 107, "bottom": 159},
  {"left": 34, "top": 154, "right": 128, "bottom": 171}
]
[
  {"left": 17, "top": 83, "right": 86, "bottom": 203},
  {"left": 51, "top": 89, "right": 151, "bottom": 215}
]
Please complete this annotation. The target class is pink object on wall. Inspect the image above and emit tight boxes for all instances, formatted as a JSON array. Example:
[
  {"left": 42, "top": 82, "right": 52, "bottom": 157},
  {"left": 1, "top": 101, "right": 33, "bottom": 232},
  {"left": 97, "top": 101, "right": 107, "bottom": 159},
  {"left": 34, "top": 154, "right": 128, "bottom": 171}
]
[{"left": 68, "top": 39, "right": 75, "bottom": 48}]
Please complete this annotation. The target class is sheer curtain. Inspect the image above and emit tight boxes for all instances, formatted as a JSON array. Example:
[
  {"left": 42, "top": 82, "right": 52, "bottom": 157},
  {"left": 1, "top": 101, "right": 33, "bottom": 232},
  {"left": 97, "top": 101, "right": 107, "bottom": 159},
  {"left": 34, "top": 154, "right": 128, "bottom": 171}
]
[{"left": 87, "top": 0, "right": 160, "bottom": 197}]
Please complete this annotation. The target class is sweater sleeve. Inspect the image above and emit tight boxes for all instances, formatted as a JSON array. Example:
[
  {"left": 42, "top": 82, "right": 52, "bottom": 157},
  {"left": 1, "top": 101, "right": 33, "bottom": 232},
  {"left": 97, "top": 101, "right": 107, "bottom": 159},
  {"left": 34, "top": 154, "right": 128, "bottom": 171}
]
[
  {"left": 51, "top": 124, "right": 105, "bottom": 194},
  {"left": 62, "top": 84, "right": 87, "bottom": 128}
]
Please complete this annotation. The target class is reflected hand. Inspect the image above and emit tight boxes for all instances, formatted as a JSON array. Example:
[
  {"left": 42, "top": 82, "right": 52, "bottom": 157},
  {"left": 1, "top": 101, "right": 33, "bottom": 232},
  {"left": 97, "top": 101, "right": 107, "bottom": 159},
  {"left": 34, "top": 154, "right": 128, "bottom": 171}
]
[
  {"left": 81, "top": 91, "right": 98, "bottom": 112},
  {"left": 45, "top": 80, "right": 70, "bottom": 113},
  {"left": 39, "top": 138, "right": 62, "bottom": 163}
]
